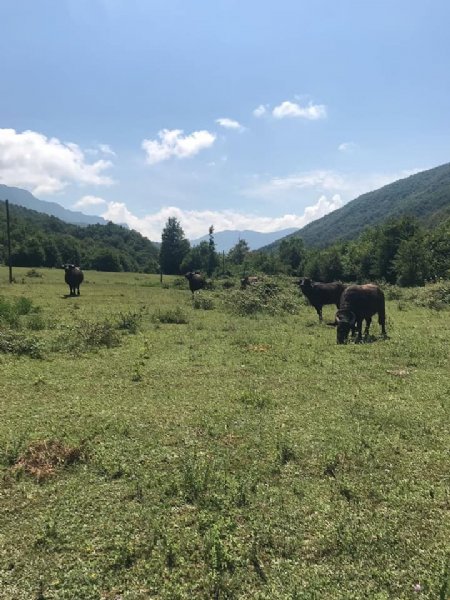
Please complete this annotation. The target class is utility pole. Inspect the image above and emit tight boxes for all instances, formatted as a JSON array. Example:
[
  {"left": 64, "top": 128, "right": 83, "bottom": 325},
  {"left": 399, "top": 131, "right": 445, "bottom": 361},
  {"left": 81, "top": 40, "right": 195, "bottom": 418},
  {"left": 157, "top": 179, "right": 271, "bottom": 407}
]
[{"left": 5, "top": 199, "right": 13, "bottom": 283}]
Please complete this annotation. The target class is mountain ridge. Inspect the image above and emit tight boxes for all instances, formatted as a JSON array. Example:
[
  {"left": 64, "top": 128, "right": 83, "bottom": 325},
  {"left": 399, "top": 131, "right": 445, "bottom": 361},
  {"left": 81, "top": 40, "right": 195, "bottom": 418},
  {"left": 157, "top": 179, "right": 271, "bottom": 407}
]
[
  {"left": 262, "top": 162, "right": 450, "bottom": 251},
  {"left": 191, "top": 227, "right": 298, "bottom": 253},
  {"left": 0, "top": 184, "right": 108, "bottom": 226}
]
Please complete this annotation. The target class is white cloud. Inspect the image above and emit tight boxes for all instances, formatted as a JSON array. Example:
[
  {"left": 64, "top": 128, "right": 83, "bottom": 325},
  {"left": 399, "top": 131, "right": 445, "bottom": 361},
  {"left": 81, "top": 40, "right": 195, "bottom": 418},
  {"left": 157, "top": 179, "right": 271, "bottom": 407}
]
[
  {"left": 253, "top": 104, "right": 268, "bottom": 118},
  {"left": 0, "top": 128, "right": 114, "bottom": 195},
  {"left": 142, "top": 129, "right": 216, "bottom": 164},
  {"left": 98, "top": 143, "right": 116, "bottom": 156},
  {"left": 216, "top": 118, "right": 243, "bottom": 130},
  {"left": 245, "top": 168, "right": 421, "bottom": 201},
  {"left": 338, "top": 142, "right": 357, "bottom": 152},
  {"left": 73, "top": 195, "right": 108, "bottom": 210},
  {"left": 100, "top": 194, "right": 346, "bottom": 241},
  {"left": 272, "top": 100, "right": 327, "bottom": 120}
]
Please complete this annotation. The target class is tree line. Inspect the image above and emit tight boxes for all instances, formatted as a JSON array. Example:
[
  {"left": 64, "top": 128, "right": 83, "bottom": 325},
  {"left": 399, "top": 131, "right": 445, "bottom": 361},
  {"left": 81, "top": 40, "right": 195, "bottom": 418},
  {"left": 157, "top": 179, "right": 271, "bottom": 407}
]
[
  {"left": 160, "top": 215, "right": 450, "bottom": 286},
  {"left": 2, "top": 200, "right": 449, "bottom": 285},
  {"left": 0, "top": 201, "right": 159, "bottom": 273}
]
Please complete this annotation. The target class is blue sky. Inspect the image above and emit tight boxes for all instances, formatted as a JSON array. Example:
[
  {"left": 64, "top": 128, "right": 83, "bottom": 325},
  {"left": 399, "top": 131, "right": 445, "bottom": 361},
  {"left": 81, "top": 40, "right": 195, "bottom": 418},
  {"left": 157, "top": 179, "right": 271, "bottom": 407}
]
[{"left": 1, "top": 0, "right": 450, "bottom": 240}]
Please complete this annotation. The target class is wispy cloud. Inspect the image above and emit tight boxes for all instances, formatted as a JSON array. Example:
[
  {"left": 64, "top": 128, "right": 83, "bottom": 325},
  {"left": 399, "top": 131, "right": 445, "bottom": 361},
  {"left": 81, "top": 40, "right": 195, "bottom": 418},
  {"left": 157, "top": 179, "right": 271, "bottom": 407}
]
[
  {"left": 245, "top": 168, "right": 421, "bottom": 201},
  {"left": 0, "top": 128, "right": 114, "bottom": 195},
  {"left": 216, "top": 118, "right": 244, "bottom": 131},
  {"left": 253, "top": 104, "right": 268, "bottom": 118},
  {"left": 73, "top": 195, "right": 108, "bottom": 210},
  {"left": 338, "top": 142, "right": 357, "bottom": 152},
  {"left": 98, "top": 143, "right": 116, "bottom": 156},
  {"left": 142, "top": 129, "right": 216, "bottom": 164},
  {"left": 272, "top": 100, "right": 327, "bottom": 120}
]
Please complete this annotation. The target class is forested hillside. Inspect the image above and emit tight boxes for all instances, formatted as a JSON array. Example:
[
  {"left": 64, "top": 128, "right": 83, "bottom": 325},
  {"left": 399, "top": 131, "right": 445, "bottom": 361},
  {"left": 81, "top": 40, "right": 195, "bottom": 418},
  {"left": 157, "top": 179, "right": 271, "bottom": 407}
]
[
  {"left": 265, "top": 162, "right": 450, "bottom": 250},
  {"left": 0, "top": 201, "right": 159, "bottom": 272}
]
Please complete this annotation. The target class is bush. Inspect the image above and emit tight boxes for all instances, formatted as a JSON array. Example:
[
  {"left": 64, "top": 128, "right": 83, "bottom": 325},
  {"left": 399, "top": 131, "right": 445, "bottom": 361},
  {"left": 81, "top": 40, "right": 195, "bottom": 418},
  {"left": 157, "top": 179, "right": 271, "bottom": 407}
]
[
  {"left": 0, "top": 329, "right": 45, "bottom": 358},
  {"left": 55, "top": 320, "right": 121, "bottom": 353},
  {"left": 116, "top": 311, "right": 142, "bottom": 333},
  {"left": 193, "top": 296, "right": 215, "bottom": 310},
  {"left": 414, "top": 281, "right": 450, "bottom": 310},
  {"left": 26, "top": 269, "right": 43, "bottom": 278},
  {"left": 151, "top": 307, "right": 189, "bottom": 324},
  {"left": 0, "top": 296, "right": 38, "bottom": 328},
  {"left": 224, "top": 279, "right": 301, "bottom": 317}
]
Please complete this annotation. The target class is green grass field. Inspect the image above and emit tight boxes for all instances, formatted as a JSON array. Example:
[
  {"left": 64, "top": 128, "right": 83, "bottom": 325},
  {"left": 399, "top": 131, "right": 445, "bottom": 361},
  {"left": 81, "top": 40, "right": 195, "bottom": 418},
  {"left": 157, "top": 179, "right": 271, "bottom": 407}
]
[{"left": 0, "top": 267, "right": 449, "bottom": 599}]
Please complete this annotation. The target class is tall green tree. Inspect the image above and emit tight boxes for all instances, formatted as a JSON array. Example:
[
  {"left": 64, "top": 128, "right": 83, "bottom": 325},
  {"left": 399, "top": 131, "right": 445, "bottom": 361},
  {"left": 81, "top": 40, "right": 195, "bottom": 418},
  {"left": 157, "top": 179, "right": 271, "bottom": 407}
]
[
  {"left": 278, "top": 237, "right": 306, "bottom": 274},
  {"left": 159, "top": 217, "right": 190, "bottom": 275},
  {"left": 227, "top": 239, "right": 250, "bottom": 265},
  {"left": 180, "top": 241, "right": 210, "bottom": 273},
  {"left": 207, "top": 225, "right": 218, "bottom": 277}
]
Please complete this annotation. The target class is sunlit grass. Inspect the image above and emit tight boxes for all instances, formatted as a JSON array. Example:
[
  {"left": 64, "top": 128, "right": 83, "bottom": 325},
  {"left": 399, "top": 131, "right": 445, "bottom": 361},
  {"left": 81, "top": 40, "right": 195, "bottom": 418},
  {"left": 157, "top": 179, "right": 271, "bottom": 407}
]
[{"left": 0, "top": 267, "right": 449, "bottom": 599}]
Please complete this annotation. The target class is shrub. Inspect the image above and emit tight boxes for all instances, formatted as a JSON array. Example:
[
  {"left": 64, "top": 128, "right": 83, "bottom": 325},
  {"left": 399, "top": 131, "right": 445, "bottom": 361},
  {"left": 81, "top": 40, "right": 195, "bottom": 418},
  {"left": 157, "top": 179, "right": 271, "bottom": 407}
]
[
  {"left": 116, "top": 310, "right": 142, "bottom": 333},
  {"left": 224, "top": 279, "right": 301, "bottom": 317},
  {"left": 414, "top": 281, "right": 450, "bottom": 310},
  {"left": 26, "top": 269, "right": 43, "bottom": 278},
  {"left": 193, "top": 296, "right": 215, "bottom": 310},
  {"left": 55, "top": 320, "right": 121, "bottom": 353},
  {"left": 0, "top": 328, "right": 45, "bottom": 358}
]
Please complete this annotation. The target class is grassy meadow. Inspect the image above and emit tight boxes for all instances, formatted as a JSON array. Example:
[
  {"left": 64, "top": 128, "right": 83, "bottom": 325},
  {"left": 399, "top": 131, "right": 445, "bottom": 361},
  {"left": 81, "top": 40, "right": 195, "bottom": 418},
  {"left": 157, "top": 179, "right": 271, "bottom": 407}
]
[{"left": 0, "top": 266, "right": 449, "bottom": 599}]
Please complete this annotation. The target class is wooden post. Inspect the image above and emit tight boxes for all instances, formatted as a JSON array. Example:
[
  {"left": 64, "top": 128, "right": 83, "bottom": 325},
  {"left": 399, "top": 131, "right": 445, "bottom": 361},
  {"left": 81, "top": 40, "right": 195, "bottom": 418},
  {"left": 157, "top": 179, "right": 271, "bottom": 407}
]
[{"left": 5, "top": 199, "right": 13, "bottom": 283}]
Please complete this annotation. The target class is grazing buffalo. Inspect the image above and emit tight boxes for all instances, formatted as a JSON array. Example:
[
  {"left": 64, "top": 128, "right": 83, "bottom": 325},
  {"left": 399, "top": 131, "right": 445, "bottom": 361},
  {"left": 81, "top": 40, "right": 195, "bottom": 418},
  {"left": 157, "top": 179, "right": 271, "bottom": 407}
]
[
  {"left": 297, "top": 277, "right": 346, "bottom": 322},
  {"left": 185, "top": 271, "right": 206, "bottom": 296},
  {"left": 335, "top": 284, "right": 387, "bottom": 344},
  {"left": 240, "top": 275, "right": 259, "bottom": 289},
  {"left": 63, "top": 264, "right": 84, "bottom": 296}
]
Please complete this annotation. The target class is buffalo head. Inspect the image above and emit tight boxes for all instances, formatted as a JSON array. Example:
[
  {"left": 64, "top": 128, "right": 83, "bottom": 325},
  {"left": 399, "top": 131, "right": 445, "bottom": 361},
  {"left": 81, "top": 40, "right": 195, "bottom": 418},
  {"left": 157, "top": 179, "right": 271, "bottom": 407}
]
[{"left": 335, "top": 309, "right": 356, "bottom": 344}]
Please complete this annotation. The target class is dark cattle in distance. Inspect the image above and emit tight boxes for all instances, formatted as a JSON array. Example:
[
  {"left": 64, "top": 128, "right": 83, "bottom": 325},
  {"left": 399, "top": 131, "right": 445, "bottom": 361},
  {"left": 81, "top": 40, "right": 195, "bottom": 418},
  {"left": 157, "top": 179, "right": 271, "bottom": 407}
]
[
  {"left": 335, "top": 284, "right": 387, "bottom": 344},
  {"left": 185, "top": 271, "right": 206, "bottom": 296},
  {"left": 63, "top": 264, "right": 84, "bottom": 296},
  {"left": 240, "top": 275, "right": 259, "bottom": 289},
  {"left": 296, "top": 277, "right": 346, "bottom": 322}
]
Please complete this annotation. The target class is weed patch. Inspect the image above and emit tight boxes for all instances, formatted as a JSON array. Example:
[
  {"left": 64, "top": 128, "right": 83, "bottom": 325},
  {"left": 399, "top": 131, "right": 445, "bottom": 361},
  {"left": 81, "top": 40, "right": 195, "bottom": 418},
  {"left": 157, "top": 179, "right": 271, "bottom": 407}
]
[{"left": 151, "top": 307, "right": 189, "bottom": 324}]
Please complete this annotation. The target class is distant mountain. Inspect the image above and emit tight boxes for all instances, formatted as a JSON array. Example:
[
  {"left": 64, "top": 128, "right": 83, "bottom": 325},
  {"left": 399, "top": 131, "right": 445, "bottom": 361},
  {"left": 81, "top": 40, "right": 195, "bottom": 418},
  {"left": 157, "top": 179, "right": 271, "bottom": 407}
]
[
  {"left": 191, "top": 228, "right": 298, "bottom": 253},
  {"left": 262, "top": 162, "right": 450, "bottom": 251},
  {"left": 0, "top": 184, "right": 108, "bottom": 226}
]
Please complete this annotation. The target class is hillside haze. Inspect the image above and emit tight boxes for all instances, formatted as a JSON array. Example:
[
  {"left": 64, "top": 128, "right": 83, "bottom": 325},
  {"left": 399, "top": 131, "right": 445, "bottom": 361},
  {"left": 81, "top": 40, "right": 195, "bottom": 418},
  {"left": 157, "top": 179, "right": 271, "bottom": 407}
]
[
  {"left": 191, "top": 228, "right": 298, "bottom": 253},
  {"left": 263, "top": 162, "right": 450, "bottom": 250},
  {"left": 0, "top": 184, "right": 108, "bottom": 226}
]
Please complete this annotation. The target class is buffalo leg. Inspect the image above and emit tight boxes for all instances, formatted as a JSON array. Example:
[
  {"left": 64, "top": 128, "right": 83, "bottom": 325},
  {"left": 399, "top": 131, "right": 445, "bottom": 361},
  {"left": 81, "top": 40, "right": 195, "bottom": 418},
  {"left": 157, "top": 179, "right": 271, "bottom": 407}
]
[
  {"left": 316, "top": 306, "right": 323, "bottom": 322},
  {"left": 364, "top": 317, "right": 372, "bottom": 338}
]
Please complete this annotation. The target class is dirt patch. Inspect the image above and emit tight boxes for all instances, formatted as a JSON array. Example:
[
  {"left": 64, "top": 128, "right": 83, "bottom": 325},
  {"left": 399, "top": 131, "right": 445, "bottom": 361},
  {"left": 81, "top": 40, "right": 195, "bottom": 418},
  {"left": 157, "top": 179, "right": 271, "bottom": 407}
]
[{"left": 12, "top": 439, "right": 84, "bottom": 481}]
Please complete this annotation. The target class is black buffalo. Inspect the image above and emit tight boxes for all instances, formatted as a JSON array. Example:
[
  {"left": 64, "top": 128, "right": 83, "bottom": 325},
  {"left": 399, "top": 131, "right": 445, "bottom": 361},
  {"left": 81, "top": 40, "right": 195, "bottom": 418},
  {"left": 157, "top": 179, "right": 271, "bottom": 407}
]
[
  {"left": 240, "top": 275, "right": 259, "bottom": 289},
  {"left": 63, "top": 264, "right": 84, "bottom": 296},
  {"left": 335, "top": 284, "right": 387, "bottom": 344},
  {"left": 185, "top": 271, "right": 206, "bottom": 296},
  {"left": 297, "top": 277, "right": 346, "bottom": 322}
]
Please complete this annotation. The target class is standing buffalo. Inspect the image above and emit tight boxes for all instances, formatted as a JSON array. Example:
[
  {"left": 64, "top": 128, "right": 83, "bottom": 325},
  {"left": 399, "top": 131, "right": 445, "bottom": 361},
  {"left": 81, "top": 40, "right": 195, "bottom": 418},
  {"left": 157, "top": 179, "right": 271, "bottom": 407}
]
[
  {"left": 297, "top": 277, "right": 346, "bottom": 322},
  {"left": 335, "top": 284, "right": 387, "bottom": 344},
  {"left": 63, "top": 264, "right": 84, "bottom": 296},
  {"left": 185, "top": 271, "right": 206, "bottom": 296}
]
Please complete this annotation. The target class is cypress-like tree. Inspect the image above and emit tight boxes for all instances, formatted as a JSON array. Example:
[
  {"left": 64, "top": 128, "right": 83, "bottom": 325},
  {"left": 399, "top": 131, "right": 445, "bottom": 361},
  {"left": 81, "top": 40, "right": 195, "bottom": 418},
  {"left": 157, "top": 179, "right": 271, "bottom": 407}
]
[{"left": 159, "top": 217, "right": 190, "bottom": 275}]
